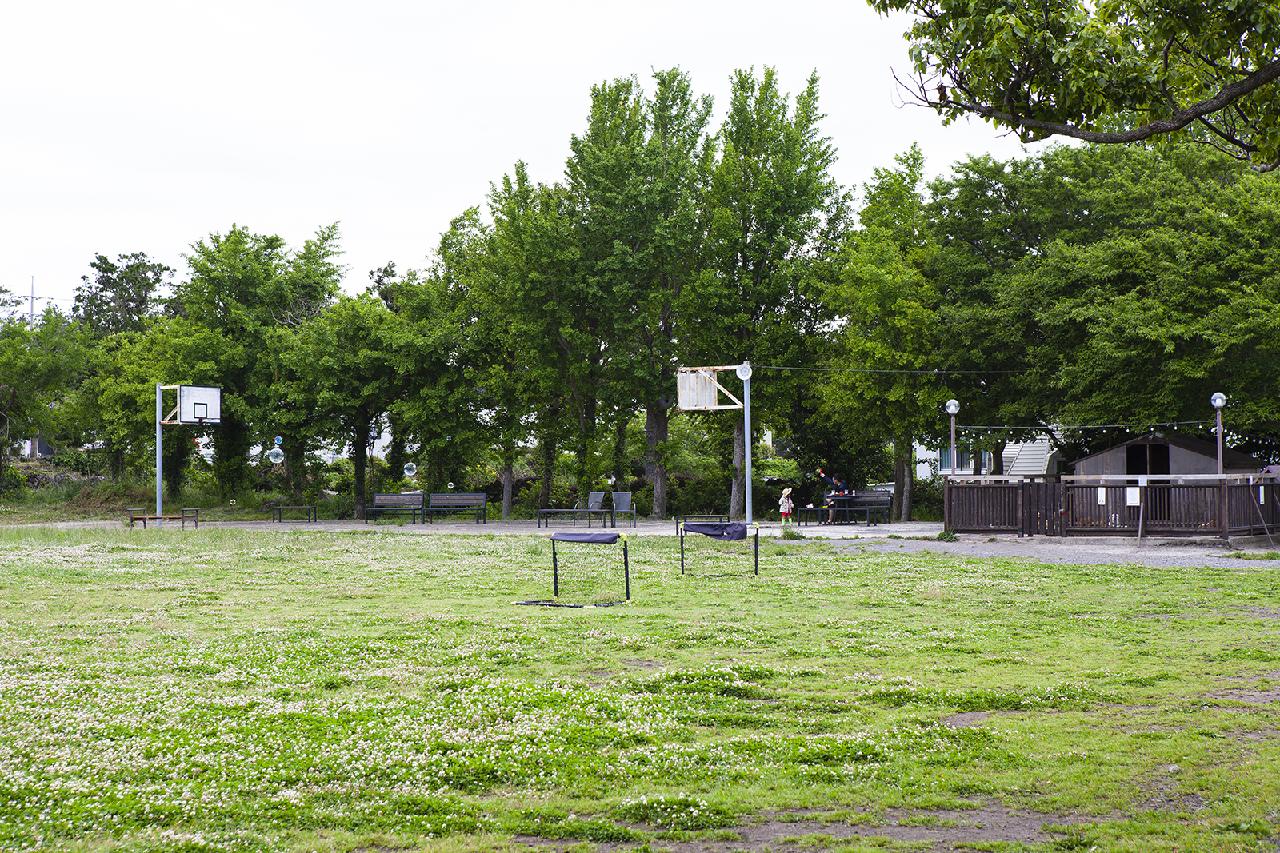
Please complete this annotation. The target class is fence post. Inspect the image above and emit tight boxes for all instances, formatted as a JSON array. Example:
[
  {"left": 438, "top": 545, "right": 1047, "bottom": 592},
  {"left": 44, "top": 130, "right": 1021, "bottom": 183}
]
[
  {"left": 943, "top": 477, "right": 951, "bottom": 533},
  {"left": 1219, "top": 478, "right": 1229, "bottom": 540},
  {"left": 1017, "top": 479, "right": 1025, "bottom": 537}
]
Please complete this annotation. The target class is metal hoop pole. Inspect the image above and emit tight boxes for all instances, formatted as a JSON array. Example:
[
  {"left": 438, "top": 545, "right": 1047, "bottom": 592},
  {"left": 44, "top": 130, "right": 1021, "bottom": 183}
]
[
  {"left": 552, "top": 539, "right": 559, "bottom": 597},
  {"left": 623, "top": 540, "right": 630, "bottom": 600},
  {"left": 679, "top": 525, "right": 685, "bottom": 574},
  {"left": 753, "top": 526, "right": 759, "bottom": 576},
  {"left": 155, "top": 384, "right": 163, "bottom": 516}
]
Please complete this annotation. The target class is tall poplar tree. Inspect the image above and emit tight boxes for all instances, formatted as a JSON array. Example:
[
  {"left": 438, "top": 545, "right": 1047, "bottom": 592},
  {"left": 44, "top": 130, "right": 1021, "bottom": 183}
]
[{"left": 683, "top": 68, "right": 842, "bottom": 518}]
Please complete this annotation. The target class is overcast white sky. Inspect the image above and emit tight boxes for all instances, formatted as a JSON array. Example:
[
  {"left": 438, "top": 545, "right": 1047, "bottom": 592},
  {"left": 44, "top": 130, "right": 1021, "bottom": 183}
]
[{"left": 1, "top": 0, "right": 1039, "bottom": 311}]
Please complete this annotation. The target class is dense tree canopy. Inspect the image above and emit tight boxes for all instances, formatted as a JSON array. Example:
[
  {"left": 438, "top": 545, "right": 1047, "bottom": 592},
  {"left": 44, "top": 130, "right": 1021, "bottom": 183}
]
[
  {"left": 10, "top": 64, "right": 1280, "bottom": 520},
  {"left": 872, "top": 0, "right": 1280, "bottom": 170}
]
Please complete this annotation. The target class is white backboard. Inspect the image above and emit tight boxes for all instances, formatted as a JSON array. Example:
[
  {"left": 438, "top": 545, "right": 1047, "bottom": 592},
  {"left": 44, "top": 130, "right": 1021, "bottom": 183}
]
[
  {"left": 178, "top": 385, "right": 221, "bottom": 424},
  {"left": 677, "top": 368, "right": 742, "bottom": 411}
]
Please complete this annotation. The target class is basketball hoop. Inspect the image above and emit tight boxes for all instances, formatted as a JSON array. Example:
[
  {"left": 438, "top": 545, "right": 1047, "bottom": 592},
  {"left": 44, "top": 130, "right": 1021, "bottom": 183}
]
[{"left": 677, "top": 363, "right": 755, "bottom": 523}]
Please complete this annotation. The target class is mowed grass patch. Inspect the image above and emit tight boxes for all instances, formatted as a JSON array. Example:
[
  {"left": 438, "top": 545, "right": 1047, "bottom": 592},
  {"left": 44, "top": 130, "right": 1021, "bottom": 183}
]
[{"left": 0, "top": 526, "right": 1276, "bottom": 850}]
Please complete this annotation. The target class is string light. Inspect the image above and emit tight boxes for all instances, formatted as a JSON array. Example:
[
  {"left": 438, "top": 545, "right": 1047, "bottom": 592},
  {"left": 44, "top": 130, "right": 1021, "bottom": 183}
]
[{"left": 957, "top": 419, "right": 1212, "bottom": 432}]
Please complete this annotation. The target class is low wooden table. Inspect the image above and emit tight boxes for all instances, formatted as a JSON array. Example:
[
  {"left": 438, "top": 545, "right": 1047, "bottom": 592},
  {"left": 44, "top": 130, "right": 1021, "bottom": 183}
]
[{"left": 271, "top": 505, "right": 317, "bottom": 523}]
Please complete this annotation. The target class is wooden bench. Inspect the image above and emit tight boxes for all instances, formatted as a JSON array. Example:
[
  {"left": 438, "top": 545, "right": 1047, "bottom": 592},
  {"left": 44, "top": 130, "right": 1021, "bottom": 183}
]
[
  {"left": 271, "top": 505, "right": 317, "bottom": 523},
  {"left": 126, "top": 507, "right": 200, "bottom": 529},
  {"left": 427, "top": 492, "right": 488, "bottom": 523},
  {"left": 365, "top": 493, "right": 424, "bottom": 523}
]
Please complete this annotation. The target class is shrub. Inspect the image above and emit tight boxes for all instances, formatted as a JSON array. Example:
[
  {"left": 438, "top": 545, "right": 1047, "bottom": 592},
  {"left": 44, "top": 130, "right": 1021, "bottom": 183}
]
[{"left": 0, "top": 465, "right": 26, "bottom": 496}]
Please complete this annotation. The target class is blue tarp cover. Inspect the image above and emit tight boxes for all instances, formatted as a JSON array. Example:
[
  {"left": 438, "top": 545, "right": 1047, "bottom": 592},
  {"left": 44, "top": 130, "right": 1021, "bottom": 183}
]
[
  {"left": 683, "top": 522, "right": 748, "bottom": 541},
  {"left": 551, "top": 531, "right": 621, "bottom": 544}
]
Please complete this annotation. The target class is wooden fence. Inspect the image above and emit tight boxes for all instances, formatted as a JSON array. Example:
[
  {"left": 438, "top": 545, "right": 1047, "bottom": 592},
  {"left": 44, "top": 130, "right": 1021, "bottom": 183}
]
[{"left": 944, "top": 475, "right": 1280, "bottom": 538}]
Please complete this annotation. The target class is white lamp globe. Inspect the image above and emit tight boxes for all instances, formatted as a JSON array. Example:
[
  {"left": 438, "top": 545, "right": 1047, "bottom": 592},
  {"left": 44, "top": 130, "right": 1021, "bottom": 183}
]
[
  {"left": 1210, "top": 392, "right": 1227, "bottom": 410},
  {"left": 266, "top": 447, "right": 285, "bottom": 465},
  {"left": 735, "top": 362, "right": 753, "bottom": 381},
  {"left": 403, "top": 463, "right": 417, "bottom": 478},
  {"left": 945, "top": 399, "right": 960, "bottom": 415}
]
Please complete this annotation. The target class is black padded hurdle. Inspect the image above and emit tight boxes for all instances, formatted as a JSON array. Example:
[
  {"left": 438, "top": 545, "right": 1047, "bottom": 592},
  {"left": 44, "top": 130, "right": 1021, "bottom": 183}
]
[
  {"left": 679, "top": 521, "right": 758, "bottom": 576},
  {"left": 520, "top": 530, "right": 630, "bottom": 607}
]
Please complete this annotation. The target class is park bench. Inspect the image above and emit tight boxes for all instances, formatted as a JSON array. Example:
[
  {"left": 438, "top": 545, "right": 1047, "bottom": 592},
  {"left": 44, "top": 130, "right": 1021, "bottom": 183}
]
[
  {"left": 365, "top": 492, "right": 425, "bottom": 523},
  {"left": 538, "top": 491, "right": 610, "bottom": 528},
  {"left": 427, "top": 492, "right": 488, "bottom": 523},
  {"left": 126, "top": 507, "right": 200, "bottom": 529},
  {"left": 271, "top": 504, "right": 317, "bottom": 523}
]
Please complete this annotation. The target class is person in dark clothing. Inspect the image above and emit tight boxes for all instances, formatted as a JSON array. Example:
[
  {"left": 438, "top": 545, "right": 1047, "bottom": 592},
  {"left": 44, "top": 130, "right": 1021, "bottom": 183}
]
[{"left": 816, "top": 467, "right": 847, "bottom": 523}]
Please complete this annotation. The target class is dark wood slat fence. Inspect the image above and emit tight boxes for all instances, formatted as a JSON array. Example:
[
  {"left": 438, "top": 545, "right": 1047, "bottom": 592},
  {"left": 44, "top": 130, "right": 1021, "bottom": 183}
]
[{"left": 945, "top": 476, "right": 1279, "bottom": 538}]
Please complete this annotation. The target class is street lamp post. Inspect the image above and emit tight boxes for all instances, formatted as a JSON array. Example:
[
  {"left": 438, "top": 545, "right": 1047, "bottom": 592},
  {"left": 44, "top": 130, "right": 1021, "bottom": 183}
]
[
  {"left": 1211, "top": 392, "right": 1227, "bottom": 475},
  {"left": 945, "top": 399, "right": 960, "bottom": 477}
]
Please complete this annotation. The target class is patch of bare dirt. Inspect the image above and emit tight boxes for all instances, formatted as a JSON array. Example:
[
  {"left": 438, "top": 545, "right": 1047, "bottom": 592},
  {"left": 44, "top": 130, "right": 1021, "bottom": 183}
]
[
  {"left": 1211, "top": 671, "right": 1280, "bottom": 705},
  {"left": 1240, "top": 606, "right": 1280, "bottom": 621},
  {"left": 1139, "top": 764, "right": 1206, "bottom": 814},
  {"left": 942, "top": 711, "right": 990, "bottom": 729},
  {"left": 621, "top": 658, "right": 663, "bottom": 669},
  {"left": 517, "top": 802, "right": 1095, "bottom": 851}
]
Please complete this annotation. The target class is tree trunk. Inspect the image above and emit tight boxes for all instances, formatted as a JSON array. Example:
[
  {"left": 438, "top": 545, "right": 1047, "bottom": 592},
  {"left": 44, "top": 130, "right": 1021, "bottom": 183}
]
[
  {"left": 643, "top": 403, "right": 669, "bottom": 518},
  {"left": 538, "top": 431, "right": 556, "bottom": 509},
  {"left": 163, "top": 430, "right": 192, "bottom": 498},
  {"left": 108, "top": 444, "right": 125, "bottom": 482},
  {"left": 892, "top": 435, "right": 914, "bottom": 522},
  {"left": 352, "top": 416, "right": 369, "bottom": 520},
  {"left": 285, "top": 442, "right": 306, "bottom": 499},
  {"left": 213, "top": 417, "right": 250, "bottom": 499},
  {"left": 729, "top": 418, "right": 745, "bottom": 519},
  {"left": 386, "top": 415, "right": 406, "bottom": 483},
  {"left": 971, "top": 443, "right": 984, "bottom": 475},
  {"left": 574, "top": 397, "right": 597, "bottom": 502},
  {"left": 991, "top": 439, "right": 1007, "bottom": 476},
  {"left": 499, "top": 439, "right": 515, "bottom": 520},
  {"left": 899, "top": 439, "right": 914, "bottom": 523},
  {"left": 611, "top": 415, "right": 628, "bottom": 487}
]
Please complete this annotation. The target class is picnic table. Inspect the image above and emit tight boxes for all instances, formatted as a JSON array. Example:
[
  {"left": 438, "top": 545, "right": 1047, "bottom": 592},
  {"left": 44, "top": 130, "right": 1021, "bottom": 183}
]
[
  {"left": 126, "top": 507, "right": 200, "bottom": 529},
  {"left": 271, "top": 505, "right": 317, "bottom": 523},
  {"left": 798, "top": 491, "right": 893, "bottom": 526}
]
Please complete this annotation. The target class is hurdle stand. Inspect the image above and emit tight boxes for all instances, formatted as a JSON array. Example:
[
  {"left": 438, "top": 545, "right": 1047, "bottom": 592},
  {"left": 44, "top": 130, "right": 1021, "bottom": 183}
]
[
  {"left": 679, "top": 521, "right": 758, "bottom": 576},
  {"left": 545, "top": 530, "right": 630, "bottom": 605}
]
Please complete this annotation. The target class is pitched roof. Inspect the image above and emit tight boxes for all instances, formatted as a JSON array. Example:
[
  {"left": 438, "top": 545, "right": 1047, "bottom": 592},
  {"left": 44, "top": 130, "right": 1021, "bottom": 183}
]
[{"left": 1073, "top": 432, "right": 1261, "bottom": 471}]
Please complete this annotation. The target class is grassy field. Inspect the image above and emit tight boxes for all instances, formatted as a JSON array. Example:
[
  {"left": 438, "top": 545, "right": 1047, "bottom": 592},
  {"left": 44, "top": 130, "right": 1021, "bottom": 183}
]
[{"left": 0, "top": 527, "right": 1277, "bottom": 851}]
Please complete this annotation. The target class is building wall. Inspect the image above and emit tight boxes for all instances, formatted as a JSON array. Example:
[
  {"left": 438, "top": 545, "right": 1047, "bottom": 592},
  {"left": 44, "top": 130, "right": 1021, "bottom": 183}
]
[{"left": 1073, "top": 442, "right": 1254, "bottom": 477}]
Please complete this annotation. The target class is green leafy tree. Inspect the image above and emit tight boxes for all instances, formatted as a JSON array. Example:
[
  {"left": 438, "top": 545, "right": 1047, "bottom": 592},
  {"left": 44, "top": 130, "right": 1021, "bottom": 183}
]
[
  {"left": 822, "top": 145, "right": 944, "bottom": 519},
  {"left": 73, "top": 253, "right": 171, "bottom": 336},
  {"left": 283, "top": 295, "right": 407, "bottom": 518},
  {"left": 0, "top": 310, "right": 85, "bottom": 481},
  {"left": 174, "top": 224, "right": 342, "bottom": 497},
  {"left": 871, "top": 0, "right": 1280, "bottom": 169},
  {"left": 683, "top": 68, "right": 843, "bottom": 517},
  {"left": 567, "top": 69, "right": 714, "bottom": 517}
]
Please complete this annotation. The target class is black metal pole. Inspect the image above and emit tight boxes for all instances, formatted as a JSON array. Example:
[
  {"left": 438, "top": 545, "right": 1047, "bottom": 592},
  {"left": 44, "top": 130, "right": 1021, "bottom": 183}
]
[
  {"left": 623, "top": 540, "right": 630, "bottom": 600},
  {"left": 753, "top": 526, "right": 759, "bottom": 575},
  {"left": 679, "top": 526, "right": 685, "bottom": 574},
  {"left": 552, "top": 539, "right": 559, "bottom": 597}
]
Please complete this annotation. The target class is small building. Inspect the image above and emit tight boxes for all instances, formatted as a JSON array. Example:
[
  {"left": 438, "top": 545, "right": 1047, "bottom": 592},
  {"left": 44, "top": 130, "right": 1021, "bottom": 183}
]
[{"left": 1070, "top": 433, "right": 1261, "bottom": 478}]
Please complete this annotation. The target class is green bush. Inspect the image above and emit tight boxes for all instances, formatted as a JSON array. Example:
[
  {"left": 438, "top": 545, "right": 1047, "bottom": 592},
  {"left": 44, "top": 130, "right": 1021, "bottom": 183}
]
[{"left": 0, "top": 466, "right": 26, "bottom": 496}]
